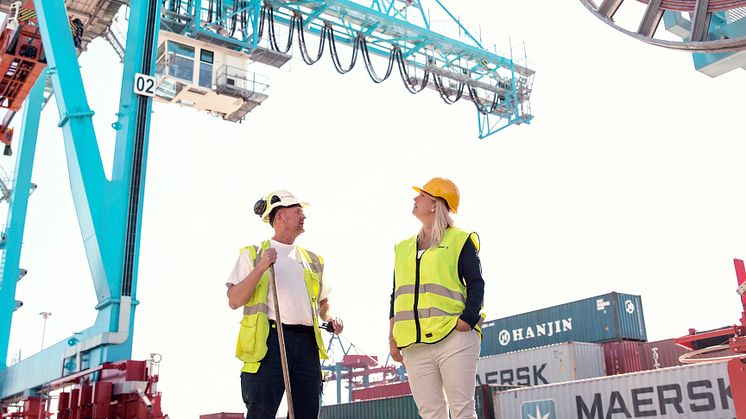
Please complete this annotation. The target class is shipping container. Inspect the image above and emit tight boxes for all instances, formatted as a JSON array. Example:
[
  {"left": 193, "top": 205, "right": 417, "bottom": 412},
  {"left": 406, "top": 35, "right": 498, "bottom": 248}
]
[
  {"left": 639, "top": 338, "right": 732, "bottom": 370},
  {"left": 477, "top": 342, "right": 606, "bottom": 387},
  {"left": 320, "top": 394, "right": 420, "bottom": 419},
  {"left": 494, "top": 361, "right": 735, "bottom": 419},
  {"left": 481, "top": 292, "right": 647, "bottom": 356},
  {"left": 351, "top": 381, "right": 411, "bottom": 401},
  {"left": 320, "top": 385, "right": 510, "bottom": 419},
  {"left": 639, "top": 338, "right": 691, "bottom": 370},
  {"left": 602, "top": 340, "right": 643, "bottom": 375},
  {"left": 199, "top": 413, "right": 244, "bottom": 419}
]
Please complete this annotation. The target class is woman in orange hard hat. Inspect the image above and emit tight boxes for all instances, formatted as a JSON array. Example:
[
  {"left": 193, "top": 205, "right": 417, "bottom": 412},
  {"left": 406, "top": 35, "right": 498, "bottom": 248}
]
[{"left": 389, "top": 177, "right": 485, "bottom": 419}]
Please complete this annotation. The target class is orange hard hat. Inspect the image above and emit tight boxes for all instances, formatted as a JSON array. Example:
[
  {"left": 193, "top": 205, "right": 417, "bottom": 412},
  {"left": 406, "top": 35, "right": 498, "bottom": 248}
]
[{"left": 413, "top": 177, "right": 460, "bottom": 213}]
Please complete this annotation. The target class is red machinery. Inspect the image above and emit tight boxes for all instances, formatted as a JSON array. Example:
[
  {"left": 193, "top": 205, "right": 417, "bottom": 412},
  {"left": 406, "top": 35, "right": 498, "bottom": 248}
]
[
  {"left": 326, "top": 354, "right": 409, "bottom": 401},
  {"left": 0, "top": 0, "right": 48, "bottom": 155},
  {"left": 676, "top": 258, "right": 746, "bottom": 417},
  {"left": 2, "top": 359, "right": 167, "bottom": 419}
]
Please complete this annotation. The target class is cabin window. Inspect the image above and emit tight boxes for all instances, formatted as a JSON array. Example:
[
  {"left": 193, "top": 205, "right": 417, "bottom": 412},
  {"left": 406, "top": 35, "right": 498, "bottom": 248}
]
[
  {"left": 199, "top": 49, "right": 214, "bottom": 88},
  {"left": 167, "top": 41, "right": 195, "bottom": 82}
]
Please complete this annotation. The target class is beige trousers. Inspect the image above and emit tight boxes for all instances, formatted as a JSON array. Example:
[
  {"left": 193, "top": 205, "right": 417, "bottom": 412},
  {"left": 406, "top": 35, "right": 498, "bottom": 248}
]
[{"left": 402, "top": 329, "right": 481, "bottom": 419}]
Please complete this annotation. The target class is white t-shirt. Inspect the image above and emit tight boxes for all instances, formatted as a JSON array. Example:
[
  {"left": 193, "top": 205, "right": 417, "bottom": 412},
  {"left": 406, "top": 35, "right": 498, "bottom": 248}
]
[{"left": 227, "top": 239, "right": 330, "bottom": 326}]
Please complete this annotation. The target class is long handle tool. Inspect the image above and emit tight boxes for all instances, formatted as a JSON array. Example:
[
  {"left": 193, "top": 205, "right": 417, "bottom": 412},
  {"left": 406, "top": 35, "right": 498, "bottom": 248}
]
[{"left": 268, "top": 265, "right": 295, "bottom": 419}]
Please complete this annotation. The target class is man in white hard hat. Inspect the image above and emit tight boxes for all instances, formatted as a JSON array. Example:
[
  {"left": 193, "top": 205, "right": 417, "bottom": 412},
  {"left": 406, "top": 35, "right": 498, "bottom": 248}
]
[{"left": 226, "top": 190, "right": 344, "bottom": 419}]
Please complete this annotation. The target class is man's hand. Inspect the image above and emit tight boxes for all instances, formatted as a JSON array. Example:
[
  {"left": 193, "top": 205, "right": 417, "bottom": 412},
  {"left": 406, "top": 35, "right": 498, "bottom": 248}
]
[
  {"left": 389, "top": 339, "right": 403, "bottom": 363},
  {"left": 256, "top": 248, "right": 277, "bottom": 272},
  {"left": 455, "top": 319, "right": 471, "bottom": 332},
  {"left": 328, "top": 317, "right": 344, "bottom": 334}
]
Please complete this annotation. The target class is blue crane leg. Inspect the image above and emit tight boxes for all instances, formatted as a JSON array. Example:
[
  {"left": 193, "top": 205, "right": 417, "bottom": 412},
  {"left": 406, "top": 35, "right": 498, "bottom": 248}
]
[
  {"left": 0, "top": 0, "right": 160, "bottom": 398},
  {"left": 0, "top": 72, "right": 47, "bottom": 368}
]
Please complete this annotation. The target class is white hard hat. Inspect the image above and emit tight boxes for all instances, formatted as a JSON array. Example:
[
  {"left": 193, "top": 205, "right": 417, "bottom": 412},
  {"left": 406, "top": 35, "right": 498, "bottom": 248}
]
[{"left": 253, "top": 190, "right": 308, "bottom": 223}]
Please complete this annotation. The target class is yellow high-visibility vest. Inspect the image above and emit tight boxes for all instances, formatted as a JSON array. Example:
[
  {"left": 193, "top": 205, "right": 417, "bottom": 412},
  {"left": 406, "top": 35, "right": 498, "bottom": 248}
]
[
  {"left": 235, "top": 241, "right": 329, "bottom": 373},
  {"left": 392, "top": 227, "right": 483, "bottom": 348}
]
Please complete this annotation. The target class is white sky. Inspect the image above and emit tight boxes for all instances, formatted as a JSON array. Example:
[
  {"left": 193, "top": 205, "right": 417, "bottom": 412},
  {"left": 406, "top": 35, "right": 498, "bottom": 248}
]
[{"left": 2, "top": 0, "right": 746, "bottom": 417}]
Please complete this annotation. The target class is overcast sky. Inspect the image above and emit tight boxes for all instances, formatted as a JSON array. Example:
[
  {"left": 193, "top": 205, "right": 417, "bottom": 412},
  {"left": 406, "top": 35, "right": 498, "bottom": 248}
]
[{"left": 3, "top": 0, "right": 746, "bottom": 417}]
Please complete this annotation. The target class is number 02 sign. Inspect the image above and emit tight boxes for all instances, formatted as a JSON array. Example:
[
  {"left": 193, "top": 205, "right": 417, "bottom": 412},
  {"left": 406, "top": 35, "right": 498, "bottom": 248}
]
[{"left": 134, "top": 73, "right": 156, "bottom": 97}]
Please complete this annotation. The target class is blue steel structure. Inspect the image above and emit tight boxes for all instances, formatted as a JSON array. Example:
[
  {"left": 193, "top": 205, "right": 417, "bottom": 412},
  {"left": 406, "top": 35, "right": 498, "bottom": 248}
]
[
  {"left": 160, "top": 0, "right": 534, "bottom": 138},
  {"left": 0, "top": 0, "right": 160, "bottom": 401},
  {"left": 0, "top": 0, "right": 532, "bottom": 404},
  {"left": 579, "top": 0, "right": 746, "bottom": 77}
]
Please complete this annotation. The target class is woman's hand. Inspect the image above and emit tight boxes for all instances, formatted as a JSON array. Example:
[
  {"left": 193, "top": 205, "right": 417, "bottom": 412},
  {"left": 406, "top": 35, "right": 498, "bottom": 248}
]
[
  {"left": 389, "top": 339, "right": 403, "bottom": 363},
  {"left": 455, "top": 319, "right": 472, "bottom": 332}
]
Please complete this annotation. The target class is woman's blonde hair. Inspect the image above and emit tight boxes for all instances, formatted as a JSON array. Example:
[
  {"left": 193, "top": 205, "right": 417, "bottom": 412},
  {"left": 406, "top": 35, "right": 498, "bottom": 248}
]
[{"left": 421, "top": 197, "right": 454, "bottom": 249}]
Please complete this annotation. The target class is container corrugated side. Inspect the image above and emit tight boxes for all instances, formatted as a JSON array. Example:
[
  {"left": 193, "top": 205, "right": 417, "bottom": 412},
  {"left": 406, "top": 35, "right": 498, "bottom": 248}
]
[
  {"left": 351, "top": 381, "right": 411, "bottom": 401},
  {"left": 320, "top": 385, "right": 511, "bottom": 419},
  {"left": 602, "top": 341, "right": 643, "bottom": 375},
  {"left": 494, "top": 361, "right": 735, "bottom": 418},
  {"left": 639, "top": 338, "right": 691, "bottom": 370},
  {"left": 477, "top": 342, "right": 606, "bottom": 386},
  {"left": 614, "top": 293, "right": 647, "bottom": 343},
  {"left": 320, "top": 394, "right": 420, "bottom": 419},
  {"left": 199, "top": 414, "right": 244, "bottom": 419},
  {"left": 481, "top": 291, "right": 647, "bottom": 357}
]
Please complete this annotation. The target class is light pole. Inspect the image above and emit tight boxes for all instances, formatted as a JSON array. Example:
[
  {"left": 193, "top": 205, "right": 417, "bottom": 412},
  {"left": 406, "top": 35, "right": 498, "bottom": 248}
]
[{"left": 39, "top": 312, "right": 51, "bottom": 350}]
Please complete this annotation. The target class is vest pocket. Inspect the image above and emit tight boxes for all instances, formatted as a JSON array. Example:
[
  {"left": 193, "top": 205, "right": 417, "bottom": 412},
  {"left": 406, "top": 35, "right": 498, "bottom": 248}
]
[{"left": 236, "top": 314, "right": 270, "bottom": 362}]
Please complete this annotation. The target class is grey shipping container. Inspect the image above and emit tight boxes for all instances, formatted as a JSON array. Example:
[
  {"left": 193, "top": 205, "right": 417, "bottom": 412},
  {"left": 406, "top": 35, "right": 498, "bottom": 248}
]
[
  {"left": 494, "top": 361, "right": 735, "bottom": 419},
  {"left": 481, "top": 292, "right": 647, "bottom": 356},
  {"left": 477, "top": 342, "right": 606, "bottom": 387}
]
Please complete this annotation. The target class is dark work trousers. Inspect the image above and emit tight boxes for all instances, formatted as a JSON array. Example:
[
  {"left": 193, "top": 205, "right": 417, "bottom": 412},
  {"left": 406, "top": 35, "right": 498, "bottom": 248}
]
[{"left": 241, "top": 323, "right": 322, "bottom": 419}]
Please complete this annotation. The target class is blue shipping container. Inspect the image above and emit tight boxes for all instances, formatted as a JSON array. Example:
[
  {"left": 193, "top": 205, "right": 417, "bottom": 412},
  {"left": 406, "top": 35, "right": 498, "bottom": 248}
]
[{"left": 480, "top": 292, "right": 646, "bottom": 357}]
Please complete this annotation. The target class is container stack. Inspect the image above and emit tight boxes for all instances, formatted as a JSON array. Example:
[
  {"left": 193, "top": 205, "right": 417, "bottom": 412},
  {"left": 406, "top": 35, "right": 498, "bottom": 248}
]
[
  {"left": 479, "top": 291, "right": 649, "bottom": 385},
  {"left": 318, "top": 290, "right": 732, "bottom": 418}
]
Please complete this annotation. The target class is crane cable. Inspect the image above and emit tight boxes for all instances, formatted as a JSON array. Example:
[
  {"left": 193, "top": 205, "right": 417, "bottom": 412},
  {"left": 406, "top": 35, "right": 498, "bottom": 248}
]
[
  {"left": 394, "top": 47, "right": 429, "bottom": 94},
  {"left": 326, "top": 24, "right": 359, "bottom": 74},
  {"left": 257, "top": 3, "right": 502, "bottom": 115},
  {"left": 359, "top": 35, "right": 395, "bottom": 83},
  {"left": 296, "top": 15, "right": 327, "bottom": 65},
  {"left": 432, "top": 72, "right": 464, "bottom": 104},
  {"left": 467, "top": 85, "right": 501, "bottom": 115},
  {"left": 266, "top": 5, "right": 296, "bottom": 54}
]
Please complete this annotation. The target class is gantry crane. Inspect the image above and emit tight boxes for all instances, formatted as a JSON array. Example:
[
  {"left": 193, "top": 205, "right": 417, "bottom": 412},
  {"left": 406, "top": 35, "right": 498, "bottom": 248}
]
[
  {"left": 580, "top": 0, "right": 746, "bottom": 76},
  {"left": 0, "top": 0, "right": 534, "bottom": 416}
]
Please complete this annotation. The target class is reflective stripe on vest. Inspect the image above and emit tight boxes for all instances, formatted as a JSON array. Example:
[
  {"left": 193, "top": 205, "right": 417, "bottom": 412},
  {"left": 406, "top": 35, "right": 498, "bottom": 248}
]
[
  {"left": 394, "top": 283, "right": 466, "bottom": 303},
  {"left": 394, "top": 307, "right": 462, "bottom": 321},
  {"left": 243, "top": 303, "right": 269, "bottom": 316}
]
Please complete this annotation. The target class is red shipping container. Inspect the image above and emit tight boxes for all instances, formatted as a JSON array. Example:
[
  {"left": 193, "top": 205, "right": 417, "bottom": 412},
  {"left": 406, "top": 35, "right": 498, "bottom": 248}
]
[
  {"left": 639, "top": 339, "right": 690, "bottom": 370},
  {"left": 199, "top": 413, "right": 244, "bottom": 419},
  {"left": 639, "top": 338, "right": 731, "bottom": 369},
  {"left": 351, "top": 381, "right": 412, "bottom": 401},
  {"left": 602, "top": 341, "right": 643, "bottom": 375}
]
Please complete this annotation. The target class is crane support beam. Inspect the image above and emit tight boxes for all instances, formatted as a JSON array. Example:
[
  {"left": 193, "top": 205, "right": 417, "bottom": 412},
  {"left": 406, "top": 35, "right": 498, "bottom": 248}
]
[
  {"left": 638, "top": 0, "right": 665, "bottom": 37},
  {"left": 691, "top": 0, "right": 713, "bottom": 41},
  {"left": 0, "top": 0, "right": 161, "bottom": 400},
  {"left": 0, "top": 72, "right": 46, "bottom": 369}
]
